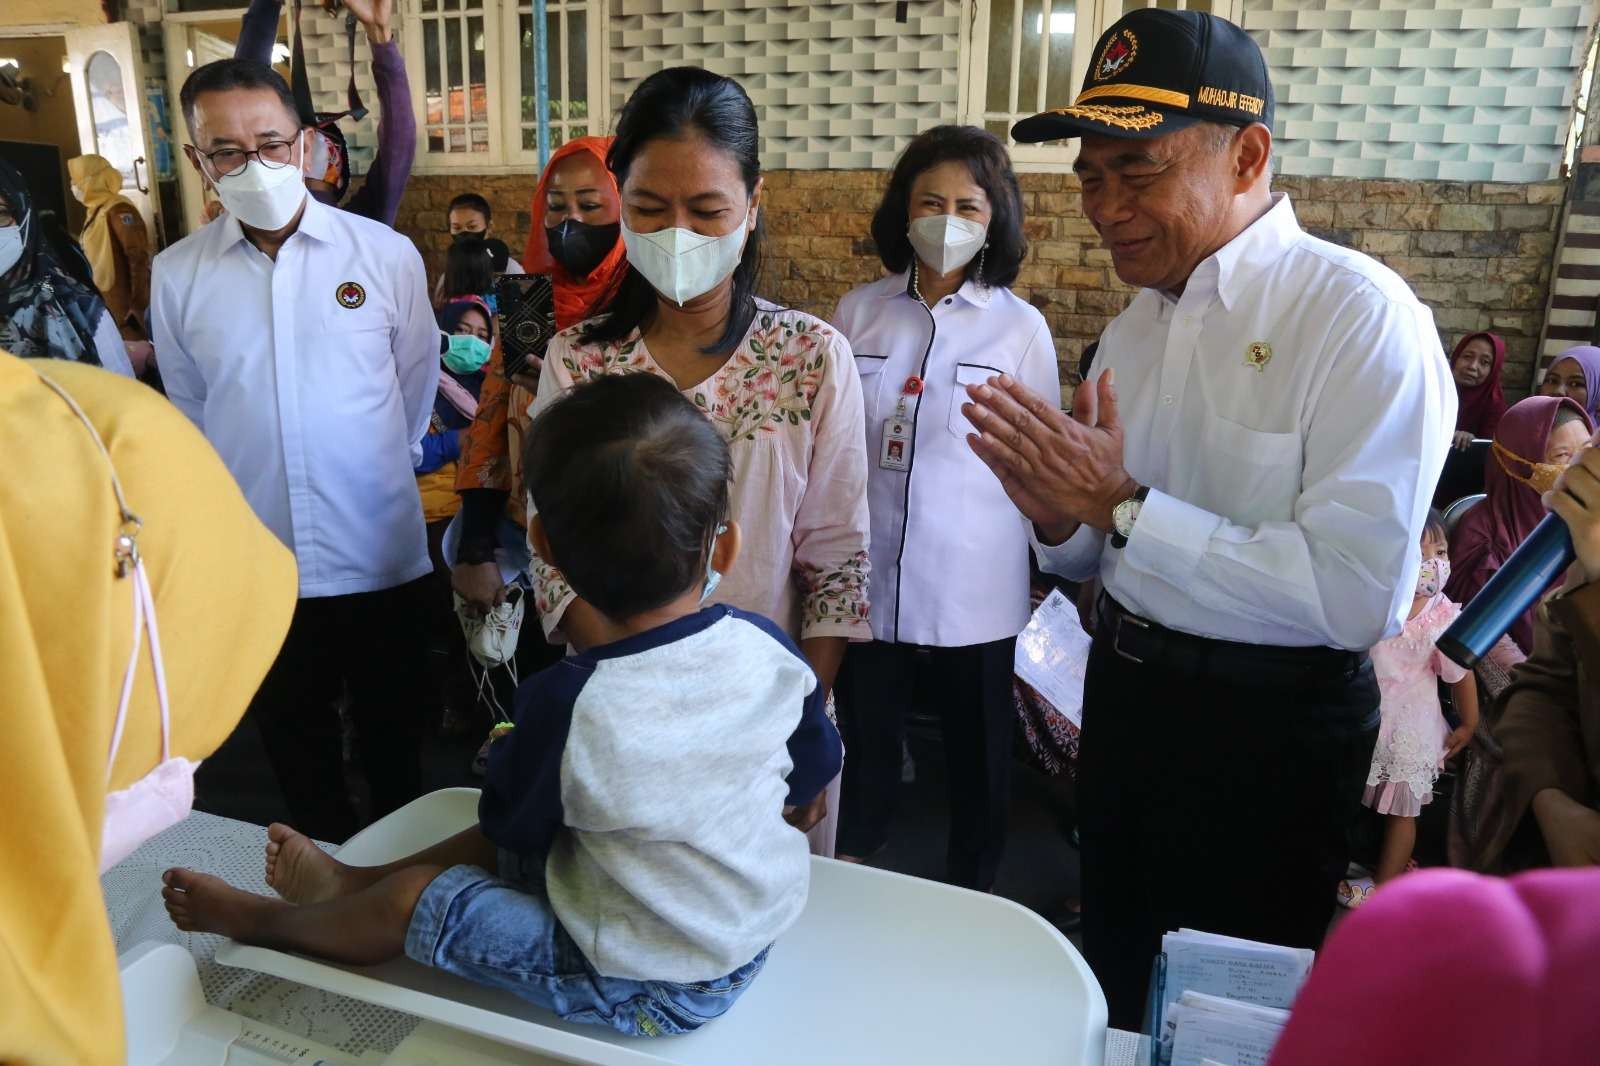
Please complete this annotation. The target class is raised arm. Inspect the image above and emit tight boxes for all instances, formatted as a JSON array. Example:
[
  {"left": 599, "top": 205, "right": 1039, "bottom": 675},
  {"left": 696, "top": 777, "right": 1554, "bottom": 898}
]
[
  {"left": 233, "top": 0, "right": 283, "bottom": 65},
  {"left": 339, "top": 0, "right": 415, "bottom": 227}
]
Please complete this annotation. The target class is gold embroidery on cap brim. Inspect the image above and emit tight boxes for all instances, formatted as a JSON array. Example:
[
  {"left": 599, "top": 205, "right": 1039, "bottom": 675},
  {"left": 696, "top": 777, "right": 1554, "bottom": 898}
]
[{"left": 1047, "top": 104, "right": 1165, "bottom": 132}]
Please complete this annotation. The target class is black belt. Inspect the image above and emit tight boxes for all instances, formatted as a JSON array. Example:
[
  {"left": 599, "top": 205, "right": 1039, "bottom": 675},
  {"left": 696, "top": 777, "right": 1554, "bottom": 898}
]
[{"left": 1095, "top": 593, "right": 1369, "bottom": 688}]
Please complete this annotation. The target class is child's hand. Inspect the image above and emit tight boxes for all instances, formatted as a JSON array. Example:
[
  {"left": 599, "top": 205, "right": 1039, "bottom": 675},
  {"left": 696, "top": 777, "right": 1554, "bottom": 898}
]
[
  {"left": 783, "top": 791, "right": 828, "bottom": 833},
  {"left": 1452, "top": 430, "right": 1474, "bottom": 451},
  {"left": 1443, "top": 721, "right": 1474, "bottom": 760}
]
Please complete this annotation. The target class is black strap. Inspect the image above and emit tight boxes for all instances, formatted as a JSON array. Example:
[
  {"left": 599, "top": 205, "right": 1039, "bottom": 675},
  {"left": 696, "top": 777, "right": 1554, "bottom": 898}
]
[{"left": 289, "top": 0, "right": 368, "bottom": 128}]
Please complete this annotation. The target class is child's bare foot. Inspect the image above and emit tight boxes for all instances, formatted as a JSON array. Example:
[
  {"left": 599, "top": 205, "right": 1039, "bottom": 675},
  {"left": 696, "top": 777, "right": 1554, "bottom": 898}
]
[
  {"left": 162, "top": 868, "right": 286, "bottom": 941},
  {"left": 264, "top": 823, "right": 363, "bottom": 904}
]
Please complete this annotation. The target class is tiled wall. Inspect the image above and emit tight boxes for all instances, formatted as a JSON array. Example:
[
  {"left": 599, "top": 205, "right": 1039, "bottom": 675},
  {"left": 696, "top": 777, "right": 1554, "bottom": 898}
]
[
  {"left": 608, "top": 0, "right": 964, "bottom": 170},
  {"left": 1244, "top": 0, "right": 1594, "bottom": 182}
]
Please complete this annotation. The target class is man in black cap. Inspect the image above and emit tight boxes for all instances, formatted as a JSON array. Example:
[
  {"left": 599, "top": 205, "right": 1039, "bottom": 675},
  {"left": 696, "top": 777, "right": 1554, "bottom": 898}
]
[{"left": 961, "top": 9, "right": 1455, "bottom": 1026}]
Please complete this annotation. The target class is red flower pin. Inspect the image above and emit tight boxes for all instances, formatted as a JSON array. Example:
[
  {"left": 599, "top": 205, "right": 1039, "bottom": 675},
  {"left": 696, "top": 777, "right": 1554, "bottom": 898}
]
[{"left": 903, "top": 375, "right": 925, "bottom": 396}]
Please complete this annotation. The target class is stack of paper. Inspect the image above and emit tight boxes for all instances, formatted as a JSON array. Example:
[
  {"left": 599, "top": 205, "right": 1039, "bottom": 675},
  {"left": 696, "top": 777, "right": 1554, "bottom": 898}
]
[
  {"left": 1155, "top": 929, "right": 1313, "bottom": 1066},
  {"left": 1166, "top": 991, "right": 1290, "bottom": 1066}
]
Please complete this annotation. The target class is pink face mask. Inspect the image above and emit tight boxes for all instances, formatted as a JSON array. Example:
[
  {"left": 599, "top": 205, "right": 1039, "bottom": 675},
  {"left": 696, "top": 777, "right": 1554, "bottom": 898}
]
[{"left": 34, "top": 371, "right": 198, "bottom": 874}]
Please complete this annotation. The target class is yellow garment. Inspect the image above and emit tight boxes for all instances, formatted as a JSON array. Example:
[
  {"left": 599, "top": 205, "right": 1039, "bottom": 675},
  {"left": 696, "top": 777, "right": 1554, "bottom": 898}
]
[
  {"left": 67, "top": 154, "right": 136, "bottom": 300},
  {"left": 418, "top": 458, "right": 463, "bottom": 523},
  {"left": 0, "top": 353, "right": 296, "bottom": 1066}
]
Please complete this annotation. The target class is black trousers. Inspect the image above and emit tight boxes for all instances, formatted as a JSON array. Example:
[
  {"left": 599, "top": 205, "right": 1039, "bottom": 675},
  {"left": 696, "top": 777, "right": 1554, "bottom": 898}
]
[
  {"left": 836, "top": 637, "right": 1017, "bottom": 890},
  {"left": 240, "top": 580, "right": 432, "bottom": 843},
  {"left": 1079, "top": 616, "right": 1379, "bottom": 1030}
]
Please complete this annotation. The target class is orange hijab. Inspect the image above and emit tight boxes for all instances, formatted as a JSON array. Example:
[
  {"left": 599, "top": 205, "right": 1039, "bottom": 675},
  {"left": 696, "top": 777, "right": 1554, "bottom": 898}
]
[{"left": 521, "top": 136, "right": 628, "bottom": 329}]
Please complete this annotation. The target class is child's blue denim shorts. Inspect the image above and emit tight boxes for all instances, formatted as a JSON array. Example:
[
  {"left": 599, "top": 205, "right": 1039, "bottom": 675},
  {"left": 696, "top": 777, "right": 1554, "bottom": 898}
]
[{"left": 403, "top": 849, "right": 769, "bottom": 1036}]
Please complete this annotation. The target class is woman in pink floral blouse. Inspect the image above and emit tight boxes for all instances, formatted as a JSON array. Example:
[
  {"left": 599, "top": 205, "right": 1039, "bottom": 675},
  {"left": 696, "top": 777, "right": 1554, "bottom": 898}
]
[{"left": 526, "top": 68, "right": 871, "bottom": 855}]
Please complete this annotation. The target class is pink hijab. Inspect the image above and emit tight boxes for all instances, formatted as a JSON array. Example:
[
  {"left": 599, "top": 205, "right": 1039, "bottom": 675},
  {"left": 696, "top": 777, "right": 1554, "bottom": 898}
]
[
  {"left": 1446, "top": 395, "right": 1592, "bottom": 650},
  {"left": 1268, "top": 868, "right": 1600, "bottom": 1066}
]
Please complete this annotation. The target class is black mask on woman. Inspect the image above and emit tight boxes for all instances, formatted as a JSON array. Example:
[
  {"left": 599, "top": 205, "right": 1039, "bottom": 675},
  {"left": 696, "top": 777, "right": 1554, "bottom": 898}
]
[{"left": 545, "top": 219, "right": 620, "bottom": 278}]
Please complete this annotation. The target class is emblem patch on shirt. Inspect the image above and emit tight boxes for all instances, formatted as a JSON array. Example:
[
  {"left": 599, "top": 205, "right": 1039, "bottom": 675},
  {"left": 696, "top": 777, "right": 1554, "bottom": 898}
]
[
  {"left": 336, "top": 281, "right": 367, "bottom": 309},
  {"left": 1095, "top": 29, "right": 1138, "bottom": 81},
  {"left": 1245, "top": 341, "right": 1273, "bottom": 372}
]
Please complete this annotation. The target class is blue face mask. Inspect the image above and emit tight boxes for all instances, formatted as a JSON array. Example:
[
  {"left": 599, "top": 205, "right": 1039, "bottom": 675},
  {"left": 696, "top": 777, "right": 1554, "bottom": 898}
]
[
  {"left": 443, "top": 333, "right": 492, "bottom": 374},
  {"left": 701, "top": 524, "right": 728, "bottom": 604}
]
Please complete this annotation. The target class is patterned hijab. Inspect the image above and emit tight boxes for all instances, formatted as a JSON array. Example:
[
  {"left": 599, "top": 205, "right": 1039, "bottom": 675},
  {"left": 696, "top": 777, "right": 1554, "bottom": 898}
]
[{"left": 0, "top": 158, "right": 110, "bottom": 365}]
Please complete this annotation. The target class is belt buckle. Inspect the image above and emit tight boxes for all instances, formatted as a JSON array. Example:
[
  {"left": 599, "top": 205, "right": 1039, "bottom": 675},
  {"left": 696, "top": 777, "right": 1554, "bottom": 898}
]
[{"left": 1113, "top": 611, "right": 1149, "bottom": 664}]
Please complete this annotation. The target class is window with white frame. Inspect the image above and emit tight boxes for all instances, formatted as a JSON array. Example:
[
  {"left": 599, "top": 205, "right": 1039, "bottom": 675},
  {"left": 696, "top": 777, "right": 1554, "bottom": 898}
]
[
  {"left": 961, "top": 0, "right": 1243, "bottom": 169},
  {"left": 402, "top": 0, "right": 606, "bottom": 169}
]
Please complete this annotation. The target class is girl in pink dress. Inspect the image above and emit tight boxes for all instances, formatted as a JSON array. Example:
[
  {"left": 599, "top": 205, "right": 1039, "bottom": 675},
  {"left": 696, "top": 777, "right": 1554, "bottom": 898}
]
[{"left": 1347, "top": 512, "right": 1480, "bottom": 904}]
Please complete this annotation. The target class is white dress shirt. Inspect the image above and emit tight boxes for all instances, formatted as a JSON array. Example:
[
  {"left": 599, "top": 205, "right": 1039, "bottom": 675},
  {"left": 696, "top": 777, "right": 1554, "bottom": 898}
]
[
  {"left": 1037, "top": 195, "right": 1455, "bottom": 651},
  {"left": 835, "top": 272, "right": 1061, "bottom": 647},
  {"left": 152, "top": 195, "right": 438, "bottom": 598}
]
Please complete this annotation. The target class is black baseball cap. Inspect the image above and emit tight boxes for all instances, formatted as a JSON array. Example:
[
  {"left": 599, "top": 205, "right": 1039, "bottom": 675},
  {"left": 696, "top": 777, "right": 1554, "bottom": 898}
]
[{"left": 1012, "top": 9, "right": 1273, "bottom": 143}]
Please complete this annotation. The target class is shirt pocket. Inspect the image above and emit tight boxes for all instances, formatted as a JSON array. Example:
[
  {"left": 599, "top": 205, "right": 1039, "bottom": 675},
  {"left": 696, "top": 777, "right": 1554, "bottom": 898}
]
[
  {"left": 855, "top": 353, "right": 889, "bottom": 418},
  {"left": 1195, "top": 413, "right": 1303, "bottom": 527},
  {"left": 949, "top": 361, "right": 1006, "bottom": 436}
]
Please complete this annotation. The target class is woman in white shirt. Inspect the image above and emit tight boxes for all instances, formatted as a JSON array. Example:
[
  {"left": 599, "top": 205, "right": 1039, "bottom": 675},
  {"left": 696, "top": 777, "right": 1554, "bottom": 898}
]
[{"left": 831, "top": 125, "right": 1061, "bottom": 890}]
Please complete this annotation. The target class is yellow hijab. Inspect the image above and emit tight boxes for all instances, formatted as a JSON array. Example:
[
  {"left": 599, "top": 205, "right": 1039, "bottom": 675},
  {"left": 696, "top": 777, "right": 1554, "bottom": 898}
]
[
  {"left": 67, "top": 154, "right": 137, "bottom": 298},
  {"left": 0, "top": 353, "right": 296, "bottom": 1066}
]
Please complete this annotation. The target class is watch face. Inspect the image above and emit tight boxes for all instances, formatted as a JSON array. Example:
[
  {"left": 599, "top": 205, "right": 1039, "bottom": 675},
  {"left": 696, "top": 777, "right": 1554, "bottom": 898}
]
[{"left": 1114, "top": 498, "right": 1142, "bottom": 538}]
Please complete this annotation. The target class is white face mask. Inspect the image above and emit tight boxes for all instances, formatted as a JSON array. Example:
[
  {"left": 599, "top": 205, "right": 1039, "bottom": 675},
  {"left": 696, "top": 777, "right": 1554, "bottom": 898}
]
[
  {"left": 908, "top": 214, "right": 988, "bottom": 277},
  {"left": 621, "top": 218, "right": 749, "bottom": 306},
  {"left": 30, "top": 370, "right": 198, "bottom": 874},
  {"left": 70, "top": 184, "right": 85, "bottom": 203},
  {"left": 209, "top": 137, "right": 308, "bottom": 231},
  {"left": 0, "top": 221, "right": 23, "bottom": 276}
]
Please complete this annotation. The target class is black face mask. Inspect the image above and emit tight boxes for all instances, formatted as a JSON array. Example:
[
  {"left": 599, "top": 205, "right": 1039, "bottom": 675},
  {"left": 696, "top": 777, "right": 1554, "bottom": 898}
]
[
  {"left": 545, "top": 219, "right": 620, "bottom": 279},
  {"left": 451, "top": 229, "right": 487, "bottom": 245}
]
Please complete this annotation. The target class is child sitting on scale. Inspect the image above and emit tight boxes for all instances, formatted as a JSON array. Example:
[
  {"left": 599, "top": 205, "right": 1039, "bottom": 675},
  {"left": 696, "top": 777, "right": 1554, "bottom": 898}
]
[{"left": 162, "top": 372, "right": 843, "bottom": 1037}]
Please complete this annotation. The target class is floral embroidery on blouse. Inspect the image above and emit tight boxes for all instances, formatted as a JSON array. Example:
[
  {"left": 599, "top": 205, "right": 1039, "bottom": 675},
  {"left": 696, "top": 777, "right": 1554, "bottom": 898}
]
[
  {"left": 797, "top": 549, "right": 871, "bottom": 632},
  {"left": 561, "top": 336, "right": 652, "bottom": 381},
  {"left": 691, "top": 312, "right": 829, "bottom": 441},
  {"left": 562, "top": 314, "right": 833, "bottom": 443}
]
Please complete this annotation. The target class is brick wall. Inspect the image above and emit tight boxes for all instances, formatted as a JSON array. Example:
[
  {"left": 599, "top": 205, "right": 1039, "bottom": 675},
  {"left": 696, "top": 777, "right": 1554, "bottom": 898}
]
[{"left": 391, "top": 170, "right": 1564, "bottom": 399}]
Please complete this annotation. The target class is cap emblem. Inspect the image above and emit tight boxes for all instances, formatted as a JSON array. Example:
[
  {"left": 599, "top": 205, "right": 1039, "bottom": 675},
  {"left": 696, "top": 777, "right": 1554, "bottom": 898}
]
[{"left": 1095, "top": 29, "right": 1139, "bottom": 81}]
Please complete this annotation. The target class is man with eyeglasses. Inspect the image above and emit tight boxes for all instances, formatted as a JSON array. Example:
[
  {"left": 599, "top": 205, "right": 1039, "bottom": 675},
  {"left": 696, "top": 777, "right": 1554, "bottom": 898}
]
[{"left": 150, "top": 58, "right": 439, "bottom": 844}]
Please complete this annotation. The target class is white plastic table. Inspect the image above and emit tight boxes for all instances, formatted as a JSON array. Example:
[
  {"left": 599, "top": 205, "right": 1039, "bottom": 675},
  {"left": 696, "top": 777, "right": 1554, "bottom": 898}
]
[{"left": 215, "top": 788, "right": 1110, "bottom": 1066}]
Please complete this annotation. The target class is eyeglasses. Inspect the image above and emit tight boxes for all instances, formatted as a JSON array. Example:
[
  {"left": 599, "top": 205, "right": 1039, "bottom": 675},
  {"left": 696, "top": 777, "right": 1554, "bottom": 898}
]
[{"left": 194, "top": 138, "right": 299, "bottom": 178}]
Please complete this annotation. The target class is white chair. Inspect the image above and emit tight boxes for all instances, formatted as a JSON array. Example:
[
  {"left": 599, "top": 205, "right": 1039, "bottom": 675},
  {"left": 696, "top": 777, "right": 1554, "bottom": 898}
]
[{"left": 217, "top": 788, "right": 1108, "bottom": 1066}]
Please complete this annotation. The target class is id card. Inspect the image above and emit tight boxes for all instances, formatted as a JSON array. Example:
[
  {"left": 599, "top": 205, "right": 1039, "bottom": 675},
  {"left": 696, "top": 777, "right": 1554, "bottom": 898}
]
[{"left": 880, "top": 417, "right": 912, "bottom": 471}]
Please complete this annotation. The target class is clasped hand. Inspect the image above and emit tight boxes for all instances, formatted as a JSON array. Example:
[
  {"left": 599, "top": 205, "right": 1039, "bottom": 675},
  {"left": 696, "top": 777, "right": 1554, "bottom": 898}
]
[{"left": 962, "top": 369, "right": 1137, "bottom": 544}]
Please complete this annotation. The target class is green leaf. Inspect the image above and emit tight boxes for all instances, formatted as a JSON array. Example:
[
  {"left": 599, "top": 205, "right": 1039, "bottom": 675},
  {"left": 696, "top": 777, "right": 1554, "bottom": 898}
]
[
  {"left": 781, "top": 370, "right": 797, "bottom": 383},
  {"left": 801, "top": 408, "right": 812, "bottom": 421}
]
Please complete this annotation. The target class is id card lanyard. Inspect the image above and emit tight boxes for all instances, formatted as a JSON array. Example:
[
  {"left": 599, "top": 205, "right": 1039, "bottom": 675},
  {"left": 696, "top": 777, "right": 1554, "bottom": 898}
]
[{"left": 879, "top": 374, "right": 923, "bottom": 472}]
